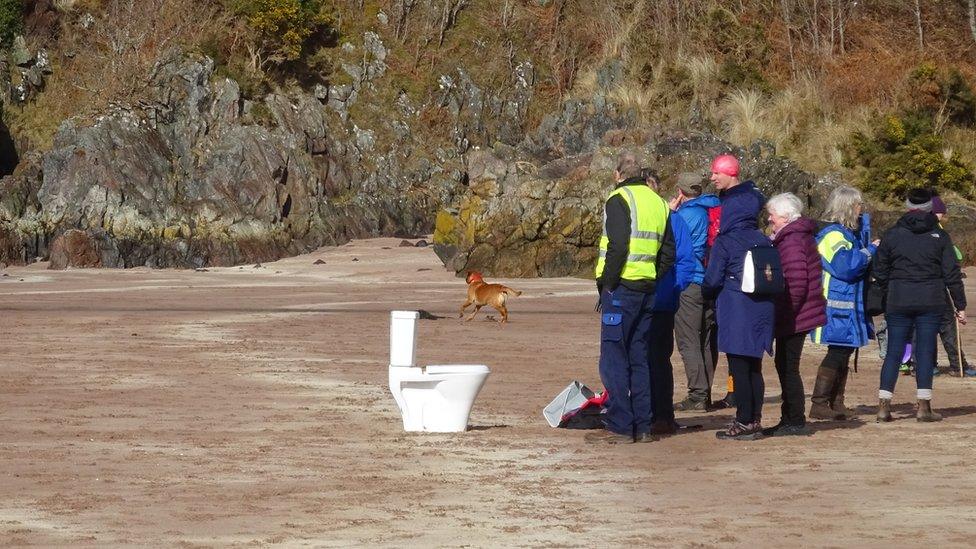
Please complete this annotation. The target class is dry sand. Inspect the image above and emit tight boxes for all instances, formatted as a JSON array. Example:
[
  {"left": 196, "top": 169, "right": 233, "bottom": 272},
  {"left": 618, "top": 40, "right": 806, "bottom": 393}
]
[{"left": 2, "top": 237, "right": 975, "bottom": 547}]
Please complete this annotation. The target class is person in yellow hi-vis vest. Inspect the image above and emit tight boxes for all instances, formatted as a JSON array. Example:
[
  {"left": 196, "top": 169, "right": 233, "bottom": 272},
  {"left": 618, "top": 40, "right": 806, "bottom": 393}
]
[{"left": 585, "top": 152, "right": 675, "bottom": 444}]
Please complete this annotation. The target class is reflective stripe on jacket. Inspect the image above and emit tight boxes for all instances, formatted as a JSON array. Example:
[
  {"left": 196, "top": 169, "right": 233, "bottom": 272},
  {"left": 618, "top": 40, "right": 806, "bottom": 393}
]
[
  {"left": 595, "top": 185, "right": 669, "bottom": 281},
  {"left": 811, "top": 220, "right": 873, "bottom": 347}
]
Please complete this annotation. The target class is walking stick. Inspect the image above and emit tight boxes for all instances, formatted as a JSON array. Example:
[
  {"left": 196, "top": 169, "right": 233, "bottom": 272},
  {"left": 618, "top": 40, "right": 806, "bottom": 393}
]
[{"left": 946, "top": 289, "right": 965, "bottom": 378}]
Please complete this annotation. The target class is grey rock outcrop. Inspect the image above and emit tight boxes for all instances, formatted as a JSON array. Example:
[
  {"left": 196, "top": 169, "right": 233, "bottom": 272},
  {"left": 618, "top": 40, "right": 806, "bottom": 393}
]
[
  {"left": 434, "top": 129, "right": 834, "bottom": 278},
  {"left": 10, "top": 53, "right": 441, "bottom": 268}
]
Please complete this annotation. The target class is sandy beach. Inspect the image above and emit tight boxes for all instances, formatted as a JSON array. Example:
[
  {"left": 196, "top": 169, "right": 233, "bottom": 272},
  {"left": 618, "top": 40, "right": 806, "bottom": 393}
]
[{"left": 2, "top": 237, "right": 975, "bottom": 547}]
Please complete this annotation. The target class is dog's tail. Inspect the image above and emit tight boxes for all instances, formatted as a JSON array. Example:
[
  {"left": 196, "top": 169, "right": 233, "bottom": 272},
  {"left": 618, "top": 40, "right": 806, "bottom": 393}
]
[{"left": 502, "top": 287, "right": 522, "bottom": 297}]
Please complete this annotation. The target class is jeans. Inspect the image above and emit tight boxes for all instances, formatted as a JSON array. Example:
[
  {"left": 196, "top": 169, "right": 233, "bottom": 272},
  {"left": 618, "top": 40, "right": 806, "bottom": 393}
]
[
  {"left": 728, "top": 354, "right": 764, "bottom": 425},
  {"left": 598, "top": 286, "right": 655, "bottom": 437},
  {"left": 649, "top": 311, "right": 675, "bottom": 424},
  {"left": 774, "top": 332, "right": 808, "bottom": 425},
  {"left": 674, "top": 284, "right": 718, "bottom": 401},
  {"left": 880, "top": 311, "right": 942, "bottom": 393}
]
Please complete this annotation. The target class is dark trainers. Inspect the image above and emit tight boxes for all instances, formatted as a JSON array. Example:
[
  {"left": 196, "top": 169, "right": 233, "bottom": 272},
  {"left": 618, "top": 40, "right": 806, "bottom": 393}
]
[
  {"left": 714, "top": 393, "right": 735, "bottom": 409},
  {"left": 584, "top": 430, "right": 634, "bottom": 444},
  {"left": 716, "top": 421, "right": 763, "bottom": 440},
  {"left": 649, "top": 420, "right": 678, "bottom": 435},
  {"left": 761, "top": 422, "right": 812, "bottom": 437},
  {"left": 673, "top": 397, "right": 709, "bottom": 411}
]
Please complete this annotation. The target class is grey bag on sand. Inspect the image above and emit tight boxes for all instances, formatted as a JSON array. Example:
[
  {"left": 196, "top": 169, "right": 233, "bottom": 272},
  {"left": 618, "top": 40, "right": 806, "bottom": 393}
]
[{"left": 543, "top": 381, "right": 595, "bottom": 428}]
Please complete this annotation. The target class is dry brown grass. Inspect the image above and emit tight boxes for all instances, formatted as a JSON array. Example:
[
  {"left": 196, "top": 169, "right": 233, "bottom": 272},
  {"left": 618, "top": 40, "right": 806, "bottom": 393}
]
[{"left": 6, "top": 0, "right": 233, "bottom": 151}]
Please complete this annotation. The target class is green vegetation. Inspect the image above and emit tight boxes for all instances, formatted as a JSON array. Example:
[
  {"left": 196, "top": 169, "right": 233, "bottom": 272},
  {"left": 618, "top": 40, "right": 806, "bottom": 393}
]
[
  {"left": 229, "top": 0, "right": 334, "bottom": 65},
  {"left": 0, "top": 0, "right": 22, "bottom": 46},
  {"left": 846, "top": 113, "right": 975, "bottom": 201}
]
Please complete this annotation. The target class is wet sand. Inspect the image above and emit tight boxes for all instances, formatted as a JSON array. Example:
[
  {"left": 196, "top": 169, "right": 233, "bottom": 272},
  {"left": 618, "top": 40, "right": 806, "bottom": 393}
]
[{"left": 2, "top": 237, "right": 975, "bottom": 547}]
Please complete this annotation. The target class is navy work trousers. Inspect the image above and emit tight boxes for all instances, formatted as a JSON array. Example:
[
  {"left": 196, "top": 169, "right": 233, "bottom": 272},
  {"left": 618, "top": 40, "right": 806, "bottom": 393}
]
[
  {"left": 649, "top": 310, "right": 676, "bottom": 424},
  {"left": 599, "top": 286, "right": 655, "bottom": 438}
]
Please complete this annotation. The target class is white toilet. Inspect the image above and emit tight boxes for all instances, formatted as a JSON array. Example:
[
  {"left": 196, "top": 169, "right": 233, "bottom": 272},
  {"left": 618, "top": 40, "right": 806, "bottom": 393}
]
[{"left": 388, "top": 311, "right": 490, "bottom": 432}]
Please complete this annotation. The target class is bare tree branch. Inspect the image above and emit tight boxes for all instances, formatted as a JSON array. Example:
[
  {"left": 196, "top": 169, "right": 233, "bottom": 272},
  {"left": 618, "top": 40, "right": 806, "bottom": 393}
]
[
  {"left": 969, "top": 0, "right": 976, "bottom": 45},
  {"left": 913, "top": 0, "right": 924, "bottom": 50}
]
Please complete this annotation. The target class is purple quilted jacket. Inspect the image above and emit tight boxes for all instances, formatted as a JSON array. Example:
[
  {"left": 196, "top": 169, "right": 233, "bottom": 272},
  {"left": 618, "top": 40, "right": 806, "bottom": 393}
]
[{"left": 772, "top": 217, "right": 827, "bottom": 337}]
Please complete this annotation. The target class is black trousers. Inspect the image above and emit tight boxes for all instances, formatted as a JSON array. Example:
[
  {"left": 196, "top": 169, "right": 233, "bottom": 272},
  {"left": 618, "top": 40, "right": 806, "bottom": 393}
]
[
  {"left": 649, "top": 311, "right": 675, "bottom": 424},
  {"left": 774, "top": 332, "right": 808, "bottom": 425},
  {"left": 821, "top": 345, "right": 855, "bottom": 371},
  {"left": 728, "top": 354, "right": 764, "bottom": 425},
  {"left": 940, "top": 306, "right": 969, "bottom": 371}
]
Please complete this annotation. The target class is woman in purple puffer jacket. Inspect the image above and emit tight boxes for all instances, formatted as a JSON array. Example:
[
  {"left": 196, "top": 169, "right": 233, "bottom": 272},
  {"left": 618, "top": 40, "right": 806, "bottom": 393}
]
[{"left": 764, "top": 193, "right": 827, "bottom": 436}]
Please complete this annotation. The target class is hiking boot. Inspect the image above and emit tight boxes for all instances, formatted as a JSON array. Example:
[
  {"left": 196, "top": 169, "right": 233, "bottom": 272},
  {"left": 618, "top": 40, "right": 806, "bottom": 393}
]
[
  {"left": 810, "top": 367, "right": 844, "bottom": 420},
  {"left": 762, "top": 422, "right": 812, "bottom": 437},
  {"left": 584, "top": 430, "right": 634, "bottom": 444},
  {"left": 876, "top": 398, "right": 893, "bottom": 423},
  {"left": 715, "top": 421, "right": 763, "bottom": 441},
  {"left": 829, "top": 367, "right": 857, "bottom": 419},
  {"left": 916, "top": 400, "right": 943, "bottom": 422},
  {"left": 673, "top": 397, "right": 709, "bottom": 412}
]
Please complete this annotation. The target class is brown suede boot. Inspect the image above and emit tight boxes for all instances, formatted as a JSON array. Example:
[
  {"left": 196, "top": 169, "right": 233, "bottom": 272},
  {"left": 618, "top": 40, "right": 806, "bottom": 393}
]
[
  {"left": 810, "top": 367, "right": 844, "bottom": 420},
  {"left": 876, "top": 398, "right": 893, "bottom": 423},
  {"left": 829, "top": 366, "right": 857, "bottom": 419},
  {"left": 916, "top": 399, "right": 943, "bottom": 422}
]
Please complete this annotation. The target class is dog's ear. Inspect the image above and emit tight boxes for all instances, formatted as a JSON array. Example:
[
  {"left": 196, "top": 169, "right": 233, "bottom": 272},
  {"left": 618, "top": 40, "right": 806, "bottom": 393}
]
[{"left": 465, "top": 271, "right": 472, "bottom": 283}]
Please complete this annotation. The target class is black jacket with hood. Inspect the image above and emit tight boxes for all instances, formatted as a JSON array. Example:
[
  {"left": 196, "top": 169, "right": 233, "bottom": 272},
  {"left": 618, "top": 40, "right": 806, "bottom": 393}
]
[{"left": 874, "top": 210, "right": 966, "bottom": 313}]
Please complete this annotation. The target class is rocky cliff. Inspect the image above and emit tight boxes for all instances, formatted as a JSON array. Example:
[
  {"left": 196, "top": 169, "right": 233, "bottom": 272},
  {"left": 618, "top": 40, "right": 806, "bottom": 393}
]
[{"left": 0, "top": 52, "right": 459, "bottom": 268}]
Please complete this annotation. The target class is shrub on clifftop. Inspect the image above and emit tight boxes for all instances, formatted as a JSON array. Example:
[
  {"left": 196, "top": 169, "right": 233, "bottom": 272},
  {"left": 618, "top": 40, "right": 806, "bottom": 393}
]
[
  {"left": 845, "top": 113, "right": 975, "bottom": 201},
  {"left": 0, "top": 0, "right": 23, "bottom": 46},
  {"left": 230, "top": 0, "right": 334, "bottom": 67}
]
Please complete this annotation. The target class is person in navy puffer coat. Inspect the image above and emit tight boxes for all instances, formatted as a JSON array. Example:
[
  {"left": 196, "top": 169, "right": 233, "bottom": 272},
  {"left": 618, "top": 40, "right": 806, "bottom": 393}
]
[
  {"left": 702, "top": 163, "right": 775, "bottom": 441},
  {"left": 764, "top": 193, "right": 827, "bottom": 437}
]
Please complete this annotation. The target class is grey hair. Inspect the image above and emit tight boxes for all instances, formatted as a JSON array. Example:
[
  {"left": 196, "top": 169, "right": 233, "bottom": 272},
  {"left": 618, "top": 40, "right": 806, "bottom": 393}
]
[
  {"left": 615, "top": 151, "right": 642, "bottom": 180},
  {"left": 822, "top": 185, "right": 863, "bottom": 230},
  {"left": 766, "top": 193, "right": 803, "bottom": 222}
]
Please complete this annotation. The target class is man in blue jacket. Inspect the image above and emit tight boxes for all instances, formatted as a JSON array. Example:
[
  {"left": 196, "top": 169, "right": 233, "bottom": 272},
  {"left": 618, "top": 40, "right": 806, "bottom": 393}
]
[
  {"left": 671, "top": 173, "right": 722, "bottom": 411},
  {"left": 646, "top": 170, "right": 698, "bottom": 434}
]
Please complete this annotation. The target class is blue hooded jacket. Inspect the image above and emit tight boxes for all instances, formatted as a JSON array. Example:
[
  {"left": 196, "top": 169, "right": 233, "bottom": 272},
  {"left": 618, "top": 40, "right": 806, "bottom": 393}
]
[
  {"left": 653, "top": 213, "right": 696, "bottom": 312},
  {"left": 703, "top": 181, "right": 775, "bottom": 358},
  {"left": 675, "top": 193, "right": 721, "bottom": 285}
]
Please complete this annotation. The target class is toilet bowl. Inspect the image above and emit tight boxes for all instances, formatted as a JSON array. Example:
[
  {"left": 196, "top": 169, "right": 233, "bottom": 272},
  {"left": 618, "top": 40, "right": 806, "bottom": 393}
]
[{"left": 388, "top": 311, "right": 490, "bottom": 432}]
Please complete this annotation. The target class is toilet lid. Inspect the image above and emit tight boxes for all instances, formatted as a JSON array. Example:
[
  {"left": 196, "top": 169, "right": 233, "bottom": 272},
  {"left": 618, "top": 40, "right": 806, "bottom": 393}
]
[{"left": 425, "top": 364, "right": 490, "bottom": 374}]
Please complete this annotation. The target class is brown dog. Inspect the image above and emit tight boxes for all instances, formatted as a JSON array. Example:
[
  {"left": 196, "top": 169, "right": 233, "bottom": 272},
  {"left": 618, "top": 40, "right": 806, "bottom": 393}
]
[{"left": 459, "top": 271, "right": 522, "bottom": 323}]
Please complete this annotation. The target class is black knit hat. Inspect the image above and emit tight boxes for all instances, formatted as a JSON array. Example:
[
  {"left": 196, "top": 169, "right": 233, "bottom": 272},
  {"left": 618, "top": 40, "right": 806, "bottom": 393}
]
[{"left": 905, "top": 187, "right": 933, "bottom": 212}]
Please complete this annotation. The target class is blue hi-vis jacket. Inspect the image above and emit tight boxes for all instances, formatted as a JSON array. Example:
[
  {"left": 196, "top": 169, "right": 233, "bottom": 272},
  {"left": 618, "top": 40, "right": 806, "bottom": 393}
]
[{"left": 811, "top": 213, "right": 877, "bottom": 348}]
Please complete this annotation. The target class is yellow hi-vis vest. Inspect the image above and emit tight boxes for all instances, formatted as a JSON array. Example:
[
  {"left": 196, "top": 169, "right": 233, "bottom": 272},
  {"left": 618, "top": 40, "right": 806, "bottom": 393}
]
[{"left": 595, "top": 184, "right": 669, "bottom": 281}]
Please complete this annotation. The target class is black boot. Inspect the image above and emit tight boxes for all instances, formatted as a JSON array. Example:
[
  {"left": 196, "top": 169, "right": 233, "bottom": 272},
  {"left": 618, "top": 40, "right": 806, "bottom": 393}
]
[
  {"left": 810, "top": 367, "right": 844, "bottom": 420},
  {"left": 830, "top": 366, "right": 857, "bottom": 419}
]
